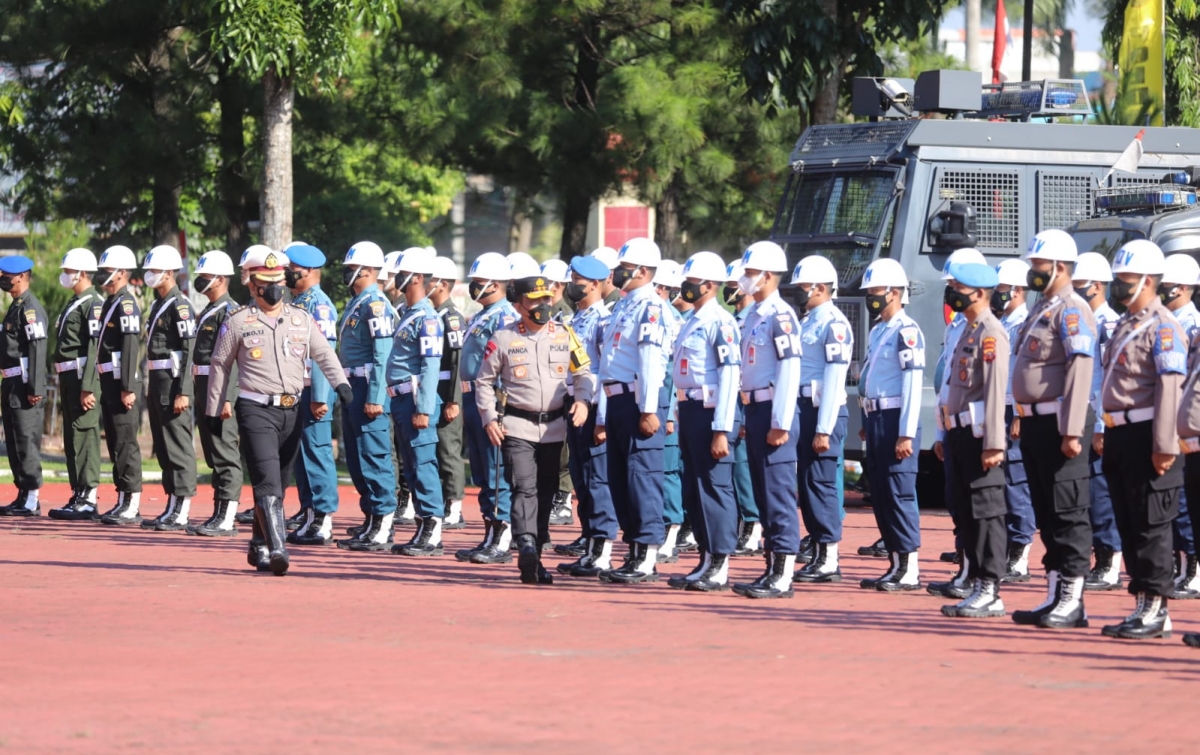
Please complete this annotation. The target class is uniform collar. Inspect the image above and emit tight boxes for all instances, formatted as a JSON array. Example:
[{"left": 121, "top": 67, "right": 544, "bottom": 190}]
[
  {"left": 74, "top": 286, "right": 99, "bottom": 301},
  {"left": 693, "top": 298, "right": 723, "bottom": 321},
  {"left": 808, "top": 300, "right": 835, "bottom": 317},
  {"left": 153, "top": 285, "right": 181, "bottom": 301},
  {"left": 625, "top": 283, "right": 656, "bottom": 303},
  {"left": 1002, "top": 302, "right": 1027, "bottom": 325},
  {"left": 1172, "top": 300, "right": 1198, "bottom": 322}
]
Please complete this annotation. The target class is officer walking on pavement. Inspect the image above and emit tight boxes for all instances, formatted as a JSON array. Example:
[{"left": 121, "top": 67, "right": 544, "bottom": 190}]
[
  {"left": 791, "top": 255, "right": 852, "bottom": 584},
  {"left": 430, "top": 256, "right": 468, "bottom": 530},
  {"left": 1070, "top": 253, "right": 1124, "bottom": 592},
  {"left": 938, "top": 261, "right": 1010, "bottom": 619},
  {"left": 186, "top": 251, "right": 243, "bottom": 537},
  {"left": 725, "top": 260, "right": 762, "bottom": 557},
  {"left": 0, "top": 254, "right": 48, "bottom": 516},
  {"left": 282, "top": 244, "right": 342, "bottom": 546},
  {"left": 729, "top": 241, "right": 803, "bottom": 599},
  {"left": 653, "top": 259, "right": 686, "bottom": 562},
  {"left": 138, "top": 245, "right": 199, "bottom": 532},
  {"left": 476, "top": 274, "right": 593, "bottom": 584},
  {"left": 1098, "top": 240, "right": 1185, "bottom": 640},
  {"left": 856, "top": 258, "right": 924, "bottom": 592},
  {"left": 663, "top": 252, "right": 741, "bottom": 592},
  {"left": 1008, "top": 230, "right": 1097, "bottom": 629},
  {"left": 206, "top": 247, "right": 351, "bottom": 575},
  {"left": 46, "top": 249, "right": 104, "bottom": 520},
  {"left": 335, "top": 241, "right": 399, "bottom": 551},
  {"left": 94, "top": 245, "right": 146, "bottom": 525}
]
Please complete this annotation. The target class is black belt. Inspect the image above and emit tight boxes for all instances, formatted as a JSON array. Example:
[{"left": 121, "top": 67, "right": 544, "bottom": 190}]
[{"left": 505, "top": 405, "right": 567, "bottom": 423}]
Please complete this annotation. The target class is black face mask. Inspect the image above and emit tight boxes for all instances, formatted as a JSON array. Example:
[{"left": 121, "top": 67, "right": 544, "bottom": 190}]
[
  {"left": 1109, "top": 277, "right": 1141, "bottom": 306},
  {"left": 944, "top": 285, "right": 974, "bottom": 314},
  {"left": 527, "top": 302, "right": 552, "bottom": 325},
  {"left": 342, "top": 266, "right": 361, "bottom": 286},
  {"left": 611, "top": 266, "right": 635, "bottom": 290},
  {"left": 468, "top": 281, "right": 489, "bottom": 301},
  {"left": 791, "top": 285, "right": 811, "bottom": 311},
  {"left": 680, "top": 280, "right": 706, "bottom": 303},
  {"left": 1073, "top": 285, "right": 1096, "bottom": 303},
  {"left": 96, "top": 270, "right": 117, "bottom": 289},
  {"left": 565, "top": 282, "right": 587, "bottom": 303},
  {"left": 258, "top": 283, "right": 285, "bottom": 306},
  {"left": 284, "top": 269, "right": 304, "bottom": 290},
  {"left": 0, "top": 276, "right": 12, "bottom": 293},
  {"left": 1027, "top": 266, "right": 1055, "bottom": 292},
  {"left": 722, "top": 285, "right": 743, "bottom": 307},
  {"left": 990, "top": 289, "right": 1012, "bottom": 316},
  {"left": 194, "top": 276, "right": 216, "bottom": 295},
  {"left": 396, "top": 273, "right": 415, "bottom": 293},
  {"left": 865, "top": 292, "right": 890, "bottom": 318},
  {"left": 1158, "top": 283, "right": 1182, "bottom": 306}
]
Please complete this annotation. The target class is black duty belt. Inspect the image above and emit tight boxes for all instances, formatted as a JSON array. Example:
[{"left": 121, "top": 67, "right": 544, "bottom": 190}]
[{"left": 505, "top": 405, "right": 567, "bottom": 423}]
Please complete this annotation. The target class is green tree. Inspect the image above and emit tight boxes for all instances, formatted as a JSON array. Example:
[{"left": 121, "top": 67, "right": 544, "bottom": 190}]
[{"left": 1103, "top": 0, "right": 1200, "bottom": 128}]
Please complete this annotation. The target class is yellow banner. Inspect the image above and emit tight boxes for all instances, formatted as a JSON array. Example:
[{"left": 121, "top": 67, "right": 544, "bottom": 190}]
[{"left": 1121, "top": 0, "right": 1165, "bottom": 126}]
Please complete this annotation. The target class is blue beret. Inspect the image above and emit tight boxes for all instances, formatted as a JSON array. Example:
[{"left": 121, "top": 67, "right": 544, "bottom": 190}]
[
  {"left": 286, "top": 244, "right": 326, "bottom": 268},
  {"left": 0, "top": 255, "right": 33, "bottom": 274},
  {"left": 570, "top": 254, "right": 609, "bottom": 281},
  {"left": 947, "top": 261, "right": 999, "bottom": 289}
]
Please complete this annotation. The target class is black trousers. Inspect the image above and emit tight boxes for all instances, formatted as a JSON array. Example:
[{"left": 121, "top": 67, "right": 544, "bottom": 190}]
[
  {"left": 100, "top": 378, "right": 142, "bottom": 493},
  {"left": 1018, "top": 413, "right": 1093, "bottom": 578},
  {"left": 502, "top": 435, "right": 564, "bottom": 546},
  {"left": 946, "top": 427, "right": 1007, "bottom": 582},
  {"left": 1, "top": 379, "right": 42, "bottom": 490},
  {"left": 1103, "top": 421, "right": 1182, "bottom": 597},
  {"left": 236, "top": 400, "right": 302, "bottom": 502}
]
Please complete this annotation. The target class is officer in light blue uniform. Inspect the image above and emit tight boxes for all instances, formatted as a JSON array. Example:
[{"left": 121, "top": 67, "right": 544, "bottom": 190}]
[
  {"left": 791, "top": 254, "right": 852, "bottom": 584},
  {"left": 594, "top": 237, "right": 670, "bottom": 584},
  {"left": 857, "top": 258, "right": 925, "bottom": 591},
  {"left": 455, "top": 252, "right": 519, "bottom": 563},
  {"left": 384, "top": 247, "right": 447, "bottom": 557},
  {"left": 282, "top": 244, "right": 341, "bottom": 545},
  {"left": 334, "top": 241, "right": 398, "bottom": 550},
  {"left": 730, "top": 241, "right": 802, "bottom": 600},
  {"left": 725, "top": 261, "right": 762, "bottom": 555},
  {"left": 653, "top": 260, "right": 687, "bottom": 560}
]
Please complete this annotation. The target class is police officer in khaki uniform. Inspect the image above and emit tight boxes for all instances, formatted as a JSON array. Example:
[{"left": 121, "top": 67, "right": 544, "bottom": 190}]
[
  {"left": 206, "top": 247, "right": 352, "bottom": 575},
  {"left": 475, "top": 274, "right": 593, "bottom": 585},
  {"left": 1009, "top": 230, "right": 1096, "bottom": 629},
  {"left": 938, "top": 261, "right": 1010, "bottom": 620},
  {"left": 1099, "top": 240, "right": 1185, "bottom": 640},
  {"left": 0, "top": 255, "right": 48, "bottom": 516}
]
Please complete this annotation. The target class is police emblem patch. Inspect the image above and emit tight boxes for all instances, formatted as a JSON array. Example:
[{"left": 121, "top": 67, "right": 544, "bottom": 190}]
[
  {"left": 122, "top": 301, "right": 134, "bottom": 315},
  {"left": 513, "top": 365, "right": 528, "bottom": 379},
  {"left": 177, "top": 307, "right": 190, "bottom": 320},
  {"left": 250, "top": 347, "right": 263, "bottom": 359},
  {"left": 982, "top": 336, "right": 996, "bottom": 362},
  {"left": 370, "top": 301, "right": 385, "bottom": 317},
  {"left": 959, "top": 369, "right": 968, "bottom": 381},
  {"left": 780, "top": 321, "right": 792, "bottom": 334},
  {"left": 1029, "top": 338, "right": 1039, "bottom": 352},
  {"left": 1065, "top": 313, "right": 1080, "bottom": 335},
  {"left": 425, "top": 321, "right": 438, "bottom": 336},
  {"left": 1159, "top": 327, "right": 1175, "bottom": 351},
  {"left": 25, "top": 310, "right": 36, "bottom": 324},
  {"left": 292, "top": 316, "right": 302, "bottom": 325}
]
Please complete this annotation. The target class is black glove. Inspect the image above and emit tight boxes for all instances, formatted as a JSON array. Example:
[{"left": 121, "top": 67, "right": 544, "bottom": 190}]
[
  {"left": 205, "top": 415, "right": 223, "bottom": 435},
  {"left": 335, "top": 383, "right": 353, "bottom": 406}
]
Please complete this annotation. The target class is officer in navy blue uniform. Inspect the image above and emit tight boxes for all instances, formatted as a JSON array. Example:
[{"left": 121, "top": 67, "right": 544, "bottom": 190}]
[
  {"left": 730, "top": 241, "right": 803, "bottom": 600},
  {"left": 724, "top": 261, "right": 762, "bottom": 556},
  {"left": 335, "top": 241, "right": 399, "bottom": 551},
  {"left": 653, "top": 260, "right": 687, "bottom": 561},
  {"left": 594, "top": 237, "right": 670, "bottom": 584},
  {"left": 857, "top": 259, "right": 925, "bottom": 591}
]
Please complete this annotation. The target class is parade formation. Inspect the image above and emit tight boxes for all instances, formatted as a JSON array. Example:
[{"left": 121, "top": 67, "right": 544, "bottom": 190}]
[{"left": 3, "top": 234, "right": 1200, "bottom": 650}]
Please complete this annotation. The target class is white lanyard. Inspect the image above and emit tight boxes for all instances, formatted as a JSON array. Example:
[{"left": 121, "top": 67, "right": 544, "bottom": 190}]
[
  {"left": 57, "top": 293, "right": 96, "bottom": 341},
  {"left": 1099, "top": 315, "right": 1158, "bottom": 403},
  {"left": 338, "top": 289, "right": 374, "bottom": 343},
  {"left": 99, "top": 295, "right": 124, "bottom": 339},
  {"left": 146, "top": 295, "right": 177, "bottom": 339},
  {"left": 197, "top": 300, "right": 230, "bottom": 330}
]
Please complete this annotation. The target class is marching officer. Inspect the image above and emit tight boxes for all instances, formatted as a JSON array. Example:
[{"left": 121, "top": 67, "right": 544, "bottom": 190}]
[
  {"left": 47, "top": 249, "right": 104, "bottom": 520},
  {"left": 335, "top": 241, "right": 399, "bottom": 551},
  {"left": 791, "top": 254, "right": 852, "bottom": 584},
  {"left": 1008, "top": 230, "right": 1096, "bottom": 629},
  {"left": 94, "top": 245, "right": 146, "bottom": 525},
  {"left": 540, "top": 258, "right": 576, "bottom": 527},
  {"left": 0, "top": 254, "right": 48, "bottom": 516},
  {"left": 476, "top": 274, "right": 593, "bottom": 584},
  {"left": 206, "top": 247, "right": 351, "bottom": 575},
  {"left": 282, "top": 244, "right": 341, "bottom": 546},
  {"left": 663, "top": 252, "right": 741, "bottom": 592},
  {"left": 1099, "top": 240, "right": 1184, "bottom": 640},
  {"left": 594, "top": 237, "right": 670, "bottom": 584},
  {"left": 857, "top": 258, "right": 924, "bottom": 591},
  {"left": 556, "top": 255, "right": 618, "bottom": 576},
  {"left": 186, "top": 251, "right": 243, "bottom": 537},
  {"left": 653, "top": 260, "right": 686, "bottom": 561},
  {"left": 938, "top": 261, "right": 1010, "bottom": 619},
  {"left": 993, "top": 258, "right": 1036, "bottom": 584},
  {"left": 383, "top": 247, "right": 446, "bottom": 557},
  {"left": 455, "top": 252, "right": 518, "bottom": 564},
  {"left": 1070, "top": 253, "right": 1124, "bottom": 591},
  {"left": 725, "top": 260, "right": 762, "bottom": 557},
  {"left": 1158, "top": 253, "right": 1200, "bottom": 598},
  {"left": 730, "top": 241, "right": 802, "bottom": 599},
  {"left": 430, "top": 256, "right": 468, "bottom": 529}
]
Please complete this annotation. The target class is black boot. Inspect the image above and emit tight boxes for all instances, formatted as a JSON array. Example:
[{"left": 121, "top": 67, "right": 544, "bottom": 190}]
[
  {"left": 235, "top": 507, "right": 256, "bottom": 525},
  {"left": 861, "top": 552, "right": 899, "bottom": 590},
  {"left": 927, "top": 554, "right": 972, "bottom": 598},
  {"left": 247, "top": 506, "right": 269, "bottom": 571},
  {"left": 1038, "top": 575, "right": 1088, "bottom": 629},
  {"left": 733, "top": 552, "right": 775, "bottom": 596},
  {"left": 470, "top": 520, "right": 513, "bottom": 564},
  {"left": 340, "top": 512, "right": 395, "bottom": 552},
  {"left": 99, "top": 492, "right": 141, "bottom": 526},
  {"left": 1103, "top": 594, "right": 1172, "bottom": 640},
  {"left": 1183, "top": 632, "right": 1200, "bottom": 648},
  {"left": 687, "top": 554, "right": 730, "bottom": 592},
  {"left": 568, "top": 538, "right": 613, "bottom": 577},
  {"left": 794, "top": 542, "right": 842, "bottom": 583},
  {"left": 1002, "top": 542, "right": 1032, "bottom": 583},
  {"left": 797, "top": 535, "right": 814, "bottom": 564},
  {"left": 939, "top": 549, "right": 961, "bottom": 564},
  {"left": 1173, "top": 553, "right": 1200, "bottom": 599},
  {"left": 456, "top": 520, "right": 494, "bottom": 562},
  {"left": 675, "top": 520, "right": 698, "bottom": 553},
  {"left": 734, "top": 520, "right": 764, "bottom": 557},
  {"left": 395, "top": 483, "right": 415, "bottom": 525},
  {"left": 554, "top": 534, "right": 589, "bottom": 558},
  {"left": 289, "top": 510, "right": 334, "bottom": 545},
  {"left": 599, "top": 542, "right": 660, "bottom": 584},
  {"left": 517, "top": 534, "right": 541, "bottom": 584},
  {"left": 49, "top": 494, "right": 98, "bottom": 521},
  {"left": 393, "top": 516, "right": 444, "bottom": 557},
  {"left": 549, "top": 492, "right": 573, "bottom": 526},
  {"left": 1085, "top": 545, "right": 1123, "bottom": 591},
  {"left": 0, "top": 491, "right": 39, "bottom": 517},
  {"left": 668, "top": 552, "right": 711, "bottom": 590},
  {"left": 258, "top": 496, "right": 290, "bottom": 576},
  {"left": 1012, "top": 571, "right": 1060, "bottom": 626},
  {"left": 877, "top": 552, "right": 922, "bottom": 592},
  {"left": 744, "top": 553, "right": 796, "bottom": 599},
  {"left": 285, "top": 508, "right": 307, "bottom": 532},
  {"left": 189, "top": 500, "right": 239, "bottom": 538},
  {"left": 344, "top": 513, "right": 372, "bottom": 538},
  {"left": 857, "top": 537, "right": 888, "bottom": 558}
]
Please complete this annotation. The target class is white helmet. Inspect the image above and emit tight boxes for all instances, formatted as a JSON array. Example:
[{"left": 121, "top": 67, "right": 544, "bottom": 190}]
[
  {"left": 195, "top": 250, "right": 234, "bottom": 277},
  {"left": 468, "top": 252, "right": 512, "bottom": 281},
  {"left": 98, "top": 245, "right": 137, "bottom": 270},
  {"left": 941, "top": 248, "right": 987, "bottom": 280},
  {"left": 726, "top": 260, "right": 746, "bottom": 283},
  {"left": 381, "top": 252, "right": 403, "bottom": 280},
  {"left": 284, "top": 240, "right": 308, "bottom": 249},
  {"left": 508, "top": 252, "right": 542, "bottom": 279},
  {"left": 652, "top": 259, "right": 683, "bottom": 288},
  {"left": 681, "top": 251, "right": 728, "bottom": 283},
  {"left": 1070, "top": 252, "right": 1114, "bottom": 283},
  {"left": 862, "top": 258, "right": 908, "bottom": 289},
  {"left": 617, "top": 237, "right": 661, "bottom": 268},
  {"left": 1112, "top": 239, "right": 1166, "bottom": 276},
  {"left": 398, "top": 246, "right": 436, "bottom": 275},
  {"left": 344, "top": 240, "right": 385, "bottom": 269},
  {"left": 240, "top": 244, "right": 274, "bottom": 268},
  {"left": 1161, "top": 253, "right": 1200, "bottom": 286},
  {"left": 1025, "top": 229, "right": 1078, "bottom": 262},
  {"left": 431, "top": 256, "right": 459, "bottom": 282},
  {"left": 740, "top": 241, "right": 787, "bottom": 273},
  {"left": 143, "top": 245, "right": 183, "bottom": 272},
  {"left": 996, "top": 259, "right": 1031, "bottom": 287},
  {"left": 242, "top": 246, "right": 289, "bottom": 270},
  {"left": 540, "top": 259, "right": 570, "bottom": 284},
  {"left": 60, "top": 247, "right": 98, "bottom": 272},
  {"left": 589, "top": 246, "right": 620, "bottom": 271},
  {"left": 790, "top": 255, "right": 839, "bottom": 296}
]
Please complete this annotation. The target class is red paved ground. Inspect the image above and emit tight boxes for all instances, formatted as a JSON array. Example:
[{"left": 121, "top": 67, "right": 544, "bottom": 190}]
[{"left": 2, "top": 481, "right": 1197, "bottom": 754}]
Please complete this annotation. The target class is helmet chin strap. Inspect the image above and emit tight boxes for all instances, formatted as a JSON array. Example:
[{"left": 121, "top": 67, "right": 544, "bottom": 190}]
[{"left": 1128, "top": 274, "right": 1147, "bottom": 304}]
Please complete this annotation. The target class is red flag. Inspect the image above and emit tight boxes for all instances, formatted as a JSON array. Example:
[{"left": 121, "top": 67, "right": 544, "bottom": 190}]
[{"left": 992, "top": 0, "right": 1009, "bottom": 84}]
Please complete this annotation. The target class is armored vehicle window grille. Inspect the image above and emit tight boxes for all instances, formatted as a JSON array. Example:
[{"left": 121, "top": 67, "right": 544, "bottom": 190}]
[
  {"left": 1114, "top": 174, "right": 1163, "bottom": 188},
  {"left": 1038, "top": 173, "right": 1093, "bottom": 229},
  {"left": 791, "top": 121, "right": 917, "bottom": 167},
  {"left": 833, "top": 299, "right": 866, "bottom": 386},
  {"left": 782, "top": 244, "right": 875, "bottom": 293},
  {"left": 777, "top": 171, "right": 896, "bottom": 239},
  {"left": 936, "top": 169, "right": 1020, "bottom": 249}
]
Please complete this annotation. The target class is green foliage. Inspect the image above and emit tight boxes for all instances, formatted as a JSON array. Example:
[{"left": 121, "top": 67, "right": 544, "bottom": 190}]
[
  {"left": 1091, "top": 70, "right": 1164, "bottom": 125},
  {"left": 1103, "top": 0, "right": 1200, "bottom": 128}
]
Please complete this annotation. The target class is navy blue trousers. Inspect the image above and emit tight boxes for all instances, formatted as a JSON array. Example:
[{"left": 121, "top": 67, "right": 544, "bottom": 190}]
[
  {"left": 864, "top": 408, "right": 922, "bottom": 553},
  {"left": 797, "top": 397, "right": 847, "bottom": 544},
  {"left": 1089, "top": 443, "right": 1121, "bottom": 551},
  {"left": 1005, "top": 408, "right": 1036, "bottom": 546},
  {"left": 567, "top": 400, "right": 618, "bottom": 541},
  {"left": 295, "top": 386, "right": 340, "bottom": 515},
  {"left": 391, "top": 392, "right": 444, "bottom": 519},
  {"left": 605, "top": 392, "right": 665, "bottom": 545},
  {"left": 462, "top": 391, "right": 512, "bottom": 522},
  {"left": 677, "top": 401, "right": 738, "bottom": 555},
  {"left": 341, "top": 376, "right": 397, "bottom": 516},
  {"left": 743, "top": 399, "right": 801, "bottom": 554}
]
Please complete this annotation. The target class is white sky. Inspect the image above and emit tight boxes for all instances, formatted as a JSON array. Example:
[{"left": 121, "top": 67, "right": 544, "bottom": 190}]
[{"left": 942, "top": 6, "right": 1105, "bottom": 52}]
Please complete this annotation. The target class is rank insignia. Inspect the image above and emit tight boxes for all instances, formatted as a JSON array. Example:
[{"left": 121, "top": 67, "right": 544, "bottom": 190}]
[
  {"left": 250, "top": 347, "right": 263, "bottom": 359},
  {"left": 484, "top": 341, "right": 498, "bottom": 358}
]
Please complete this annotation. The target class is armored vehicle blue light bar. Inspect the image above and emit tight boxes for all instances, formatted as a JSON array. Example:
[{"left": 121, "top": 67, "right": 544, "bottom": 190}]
[
  {"left": 972, "top": 79, "right": 1091, "bottom": 120},
  {"left": 1094, "top": 185, "right": 1198, "bottom": 215}
]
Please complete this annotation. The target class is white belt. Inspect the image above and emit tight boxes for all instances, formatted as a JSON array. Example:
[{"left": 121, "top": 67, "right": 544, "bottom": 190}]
[
  {"left": 861, "top": 396, "right": 903, "bottom": 414},
  {"left": 800, "top": 385, "right": 815, "bottom": 397},
  {"left": 942, "top": 409, "right": 974, "bottom": 430},
  {"left": 1102, "top": 407, "right": 1155, "bottom": 428},
  {"left": 437, "top": 370, "right": 452, "bottom": 381},
  {"left": 54, "top": 357, "right": 87, "bottom": 374},
  {"left": 604, "top": 382, "right": 634, "bottom": 397},
  {"left": 387, "top": 380, "right": 417, "bottom": 397},
  {"left": 1015, "top": 400, "right": 1059, "bottom": 418},
  {"left": 239, "top": 390, "right": 299, "bottom": 408},
  {"left": 97, "top": 363, "right": 117, "bottom": 374},
  {"left": 147, "top": 359, "right": 174, "bottom": 370},
  {"left": 739, "top": 387, "right": 775, "bottom": 405},
  {"left": 676, "top": 385, "right": 718, "bottom": 408},
  {"left": 1181, "top": 437, "right": 1200, "bottom": 454},
  {"left": 192, "top": 365, "right": 211, "bottom": 376},
  {"left": 344, "top": 365, "right": 373, "bottom": 378},
  {"left": 461, "top": 380, "right": 474, "bottom": 393},
  {"left": 0, "top": 366, "right": 24, "bottom": 378}
]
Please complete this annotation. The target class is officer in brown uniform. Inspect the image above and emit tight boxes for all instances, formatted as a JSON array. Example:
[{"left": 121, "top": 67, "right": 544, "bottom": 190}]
[
  {"left": 475, "top": 275, "right": 593, "bottom": 585},
  {"left": 1009, "top": 230, "right": 1096, "bottom": 629},
  {"left": 206, "top": 247, "right": 352, "bottom": 575},
  {"left": 938, "top": 261, "right": 1010, "bottom": 619},
  {"left": 1099, "top": 240, "right": 1185, "bottom": 639}
]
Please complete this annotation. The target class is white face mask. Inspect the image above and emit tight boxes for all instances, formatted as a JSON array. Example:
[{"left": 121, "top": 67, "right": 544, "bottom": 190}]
[
  {"left": 738, "top": 272, "right": 765, "bottom": 297},
  {"left": 143, "top": 270, "right": 165, "bottom": 288},
  {"left": 59, "top": 272, "right": 79, "bottom": 289}
]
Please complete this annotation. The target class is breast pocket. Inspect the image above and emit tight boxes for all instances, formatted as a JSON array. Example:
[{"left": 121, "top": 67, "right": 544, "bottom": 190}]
[
  {"left": 508, "top": 358, "right": 532, "bottom": 382},
  {"left": 548, "top": 348, "right": 570, "bottom": 379},
  {"left": 951, "top": 358, "right": 975, "bottom": 388}
]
